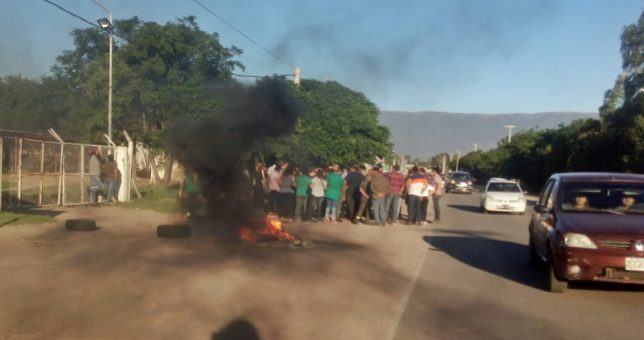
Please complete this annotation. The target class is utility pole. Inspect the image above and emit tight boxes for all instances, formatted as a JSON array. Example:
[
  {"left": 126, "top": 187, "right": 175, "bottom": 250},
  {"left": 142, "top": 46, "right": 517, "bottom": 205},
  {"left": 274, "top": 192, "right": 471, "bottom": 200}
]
[
  {"left": 472, "top": 143, "right": 478, "bottom": 152},
  {"left": 442, "top": 155, "right": 447, "bottom": 174},
  {"left": 94, "top": 0, "right": 113, "bottom": 142},
  {"left": 294, "top": 66, "right": 301, "bottom": 86},
  {"left": 504, "top": 125, "right": 516, "bottom": 143},
  {"left": 455, "top": 150, "right": 461, "bottom": 171}
]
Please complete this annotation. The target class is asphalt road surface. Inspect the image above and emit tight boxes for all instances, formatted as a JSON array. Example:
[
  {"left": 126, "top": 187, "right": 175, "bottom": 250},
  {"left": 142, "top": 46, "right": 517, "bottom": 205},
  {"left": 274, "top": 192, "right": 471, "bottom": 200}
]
[
  {"left": 2, "top": 193, "right": 644, "bottom": 340},
  {"left": 393, "top": 191, "right": 644, "bottom": 340}
]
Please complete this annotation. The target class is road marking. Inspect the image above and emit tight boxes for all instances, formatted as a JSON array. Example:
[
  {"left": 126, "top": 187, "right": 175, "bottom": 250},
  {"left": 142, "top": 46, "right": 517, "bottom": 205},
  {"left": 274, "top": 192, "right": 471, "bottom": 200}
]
[{"left": 385, "top": 246, "right": 428, "bottom": 340}]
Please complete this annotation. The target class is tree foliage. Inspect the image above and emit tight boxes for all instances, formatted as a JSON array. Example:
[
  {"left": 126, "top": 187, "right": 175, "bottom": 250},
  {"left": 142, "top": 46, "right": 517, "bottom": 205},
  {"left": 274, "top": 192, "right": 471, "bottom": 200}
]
[
  {"left": 261, "top": 80, "right": 391, "bottom": 167},
  {"left": 455, "top": 11, "right": 644, "bottom": 191}
]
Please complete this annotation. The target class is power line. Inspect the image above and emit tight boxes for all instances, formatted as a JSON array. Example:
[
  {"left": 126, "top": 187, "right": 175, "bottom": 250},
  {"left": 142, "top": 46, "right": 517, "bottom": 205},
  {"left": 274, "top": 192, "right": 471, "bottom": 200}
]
[
  {"left": 192, "top": 0, "right": 297, "bottom": 72},
  {"left": 42, "top": 0, "right": 101, "bottom": 29},
  {"left": 41, "top": 0, "right": 129, "bottom": 42}
]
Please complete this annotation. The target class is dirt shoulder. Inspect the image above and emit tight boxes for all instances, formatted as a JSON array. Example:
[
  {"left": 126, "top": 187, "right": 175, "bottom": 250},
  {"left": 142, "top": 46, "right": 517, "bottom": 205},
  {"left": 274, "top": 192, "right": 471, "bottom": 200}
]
[{"left": 0, "top": 206, "right": 430, "bottom": 339}]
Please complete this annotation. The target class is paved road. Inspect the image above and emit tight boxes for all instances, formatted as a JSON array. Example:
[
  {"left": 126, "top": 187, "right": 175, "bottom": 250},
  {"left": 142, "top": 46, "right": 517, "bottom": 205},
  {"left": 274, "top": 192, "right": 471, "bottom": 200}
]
[
  {"left": 2, "top": 195, "right": 644, "bottom": 339},
  {"left": 393, "top": 191, "right": 644, "bottom": 340}
]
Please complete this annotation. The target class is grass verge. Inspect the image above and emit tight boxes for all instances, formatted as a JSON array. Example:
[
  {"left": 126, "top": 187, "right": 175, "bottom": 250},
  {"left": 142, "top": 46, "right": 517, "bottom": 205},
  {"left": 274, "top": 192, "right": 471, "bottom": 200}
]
[
  {"left": 0, "top": 211, "right": 56, "bottom": 227},
  {"left": 121, "top": 184, "right": 183, "bottom": 213}
]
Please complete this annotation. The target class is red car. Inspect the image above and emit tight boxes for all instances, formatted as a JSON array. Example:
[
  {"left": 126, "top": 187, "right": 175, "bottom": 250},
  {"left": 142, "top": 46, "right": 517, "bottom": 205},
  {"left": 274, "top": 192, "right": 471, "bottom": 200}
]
[{"left": 528, "top": 173, "right": 644, "bottom": 292}]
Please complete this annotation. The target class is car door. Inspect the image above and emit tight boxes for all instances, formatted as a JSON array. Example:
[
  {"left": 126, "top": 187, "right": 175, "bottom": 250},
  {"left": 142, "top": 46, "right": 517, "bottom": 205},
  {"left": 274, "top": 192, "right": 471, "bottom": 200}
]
[{"left": 531, "top": 178, "right": 556, "bottom": 259}]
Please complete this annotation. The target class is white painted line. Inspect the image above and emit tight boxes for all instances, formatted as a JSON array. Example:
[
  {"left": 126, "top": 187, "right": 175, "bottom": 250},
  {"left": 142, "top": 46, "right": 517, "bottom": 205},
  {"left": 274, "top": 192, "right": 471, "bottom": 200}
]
[{"left": 385, "top": 247, "right": 429, "bottom": 340}]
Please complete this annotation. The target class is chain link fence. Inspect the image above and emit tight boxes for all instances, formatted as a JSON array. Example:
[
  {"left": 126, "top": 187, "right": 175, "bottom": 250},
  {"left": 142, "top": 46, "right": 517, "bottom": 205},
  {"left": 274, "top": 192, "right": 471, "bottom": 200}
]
[{"left": 0, "top": 132, "right": 129, "bottom": 211}]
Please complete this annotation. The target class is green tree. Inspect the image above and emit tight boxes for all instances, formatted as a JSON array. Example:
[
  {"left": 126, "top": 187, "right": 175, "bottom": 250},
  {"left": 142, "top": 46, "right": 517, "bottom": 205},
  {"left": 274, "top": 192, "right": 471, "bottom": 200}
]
[
  {"left": 263, "top": 80, "right": 391, "bottom": 167},
  {"left": 50, "top": 16, "right": 243, "bottom": 147},
  {"left": 599, "top": 10, "right": 644, "bottom": 171}
]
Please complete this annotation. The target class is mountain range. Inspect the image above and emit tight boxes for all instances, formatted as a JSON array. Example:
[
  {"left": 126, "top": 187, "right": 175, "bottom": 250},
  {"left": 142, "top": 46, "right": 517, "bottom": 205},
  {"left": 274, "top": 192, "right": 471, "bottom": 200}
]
[{"left": 378, "top": 111, "right": 597, "bottom": 159}]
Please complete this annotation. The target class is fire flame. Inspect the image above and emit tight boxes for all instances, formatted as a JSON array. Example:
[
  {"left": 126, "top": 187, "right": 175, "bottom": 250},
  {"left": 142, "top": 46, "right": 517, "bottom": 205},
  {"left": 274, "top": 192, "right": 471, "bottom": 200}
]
[{"left": 238, "top": 215, "right": 295, "bottom": 242}]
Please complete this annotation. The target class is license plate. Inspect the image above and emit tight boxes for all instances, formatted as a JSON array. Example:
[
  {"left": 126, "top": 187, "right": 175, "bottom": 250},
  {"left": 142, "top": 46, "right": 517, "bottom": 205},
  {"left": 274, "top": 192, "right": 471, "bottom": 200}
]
[{"left": 625, "top": 257, "right": 644, "bottom": 272}]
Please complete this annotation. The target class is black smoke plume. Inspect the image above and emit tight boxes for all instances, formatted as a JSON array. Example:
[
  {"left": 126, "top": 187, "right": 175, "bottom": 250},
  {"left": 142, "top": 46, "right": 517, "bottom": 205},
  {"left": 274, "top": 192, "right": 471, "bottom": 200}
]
[{"left": 167, "top": 77, "right": 300, "bottom": 218}]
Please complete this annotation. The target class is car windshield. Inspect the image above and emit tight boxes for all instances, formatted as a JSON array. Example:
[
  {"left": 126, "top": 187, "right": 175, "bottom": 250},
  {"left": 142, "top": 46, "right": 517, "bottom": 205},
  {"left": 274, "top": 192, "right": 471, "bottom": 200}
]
[
  {"left": 560, "top": 182, "right": 644, "bottom": 214},
  {"left": 487, "top": 182, "right": 521, "bottom": 193},
  {"left": 451, "top": 173, "right": 470, "bottom": 180}
]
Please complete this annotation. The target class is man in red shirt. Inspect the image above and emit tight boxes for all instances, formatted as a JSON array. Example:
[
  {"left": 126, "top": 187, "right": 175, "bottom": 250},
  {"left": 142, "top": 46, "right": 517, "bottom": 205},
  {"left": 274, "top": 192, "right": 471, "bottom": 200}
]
[{"left": 385, "top": 165, "right": 405, "bottom": 224}]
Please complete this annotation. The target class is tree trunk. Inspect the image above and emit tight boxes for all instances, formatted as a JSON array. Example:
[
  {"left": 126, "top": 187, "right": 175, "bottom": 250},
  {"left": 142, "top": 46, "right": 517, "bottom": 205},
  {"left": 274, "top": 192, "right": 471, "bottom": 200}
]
[
  {"left": 148, "top": 150, "right": 161, "bottom": 184},
  {"left": 162, "top": 155, "right": 174, "bottom": 185}
]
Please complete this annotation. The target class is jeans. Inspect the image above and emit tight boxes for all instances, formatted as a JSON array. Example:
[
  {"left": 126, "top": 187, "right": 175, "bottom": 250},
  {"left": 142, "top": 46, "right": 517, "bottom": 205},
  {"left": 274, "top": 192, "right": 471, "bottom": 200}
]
[
  {"left": 106, "top": 178, "right": 116, "bottom": 203},
  {"left": 278, "top": 192, "right": 294, "bottom": 218},
  {"left": 407, "top": 195, "right": 421, "bottom": 223},
  {"left": 345, "top": 188, "right": 359, "bottom": 221},
  {"left": 295, "top": 195, "right": 308, "bottom": 220},
  {"left": 268, "top": 191, "right": 280, "bottom": 213},
  {"left": 372, "top": 198, "right": 386, "bottom": 225},
  {"left": 89, "top": 175, "right": 103, "bottom": 204},
  {"left": 356, "top": 196, "right": 370, "bottom": 220},
  {"left": 384, "top": 194, "right": 401, "bottom": 223},
  {"left": 324, "top": 198, "right": 337, "bottom": 222},
  {"left": 420, "top": 197, "right": 429, "bottom": 221},
  {"left": 433, "top": 195, "right": 442, "bottom": 221},
  {"left": 308, "top": 196, "right": 325, "bottom": 220}
]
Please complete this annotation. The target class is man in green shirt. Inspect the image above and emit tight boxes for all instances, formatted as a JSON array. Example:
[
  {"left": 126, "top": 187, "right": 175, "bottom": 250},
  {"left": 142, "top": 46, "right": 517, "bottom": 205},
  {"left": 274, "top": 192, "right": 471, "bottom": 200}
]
[
  {"left": 295, "top": 168, "right": 314, "bottom": 221},
  {"left": 324, "top": 165, "right": 344, "bottom": 223},
  {"left": 180, "top": 170, "right": 202, "bottom": 217}
]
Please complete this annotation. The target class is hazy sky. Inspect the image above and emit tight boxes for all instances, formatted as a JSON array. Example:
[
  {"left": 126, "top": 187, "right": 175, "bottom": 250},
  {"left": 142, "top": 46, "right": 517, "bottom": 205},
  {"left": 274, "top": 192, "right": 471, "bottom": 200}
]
[{"left": 1, "top": 0, "right": 641, "bottom": 113}]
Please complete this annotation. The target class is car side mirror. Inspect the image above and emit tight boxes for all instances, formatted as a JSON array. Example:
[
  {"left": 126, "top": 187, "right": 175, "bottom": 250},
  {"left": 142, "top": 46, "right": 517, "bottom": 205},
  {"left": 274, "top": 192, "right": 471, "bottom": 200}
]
[{"left": 534, "top": 204, "right": 551, "bottom": 214}]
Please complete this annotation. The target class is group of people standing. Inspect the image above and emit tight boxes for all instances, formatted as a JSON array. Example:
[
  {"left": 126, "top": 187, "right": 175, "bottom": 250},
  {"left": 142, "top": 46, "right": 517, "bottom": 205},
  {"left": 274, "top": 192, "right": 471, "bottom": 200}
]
[
  {"left": 254, "top": 162, "right": 444, "bottom": 226},
  {"left": 88, "top": 148, "right": 121, "bottom": 206}
]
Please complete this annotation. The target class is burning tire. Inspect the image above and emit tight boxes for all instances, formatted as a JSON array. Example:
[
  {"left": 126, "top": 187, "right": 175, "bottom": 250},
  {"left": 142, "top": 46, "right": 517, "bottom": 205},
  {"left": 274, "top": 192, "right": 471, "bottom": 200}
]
[
  {"left": 65, "top": 219, "right": 98, "bottom": 231},
  {"left": 157, "top": 224, "right": 191, "bottom": 238}
]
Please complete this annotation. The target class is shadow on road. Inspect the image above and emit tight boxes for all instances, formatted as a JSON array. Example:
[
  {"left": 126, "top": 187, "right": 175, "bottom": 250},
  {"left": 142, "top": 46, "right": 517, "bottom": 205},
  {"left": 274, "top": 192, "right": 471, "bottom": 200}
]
[
  {"left": 446, "top": 204, "right": 481, "bottom": 214},
  {"left": 424, "top": 235, "right": 544, "bottom": 289},
  {"left": 212, "top": 319, "right": 260, "bottom": 340}
]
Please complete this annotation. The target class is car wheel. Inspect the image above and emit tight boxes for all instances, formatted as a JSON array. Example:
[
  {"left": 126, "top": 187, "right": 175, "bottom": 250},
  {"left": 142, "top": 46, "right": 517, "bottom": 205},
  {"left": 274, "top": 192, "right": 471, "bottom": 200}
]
[
  {"left": 547, "top": 259, "right": 568, "bottom": 293},
  {"left": 157, "top": 224, "right": 191, "bottom": 238},
  {"left": 65, "top": 219, "right": 97, "bottom": 231}
]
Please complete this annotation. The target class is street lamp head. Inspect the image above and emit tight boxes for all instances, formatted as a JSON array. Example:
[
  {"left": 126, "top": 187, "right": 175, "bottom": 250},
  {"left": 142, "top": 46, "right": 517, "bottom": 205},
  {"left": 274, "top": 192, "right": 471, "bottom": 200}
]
[{"left": 97, "top": 18, "right": 112, "bottom": 30}]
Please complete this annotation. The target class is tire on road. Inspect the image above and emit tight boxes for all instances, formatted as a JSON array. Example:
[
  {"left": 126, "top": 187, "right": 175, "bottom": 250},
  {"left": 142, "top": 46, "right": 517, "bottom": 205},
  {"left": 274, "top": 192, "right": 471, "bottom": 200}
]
[
  {"left": 547, "top": 247, "right": 568, "bottom": 293},
  {"left": 157, "top": 224, "right": 191, "bottom": 238},
  {"left": 65, "top": 219, "right": 98, "bottom": 231}
]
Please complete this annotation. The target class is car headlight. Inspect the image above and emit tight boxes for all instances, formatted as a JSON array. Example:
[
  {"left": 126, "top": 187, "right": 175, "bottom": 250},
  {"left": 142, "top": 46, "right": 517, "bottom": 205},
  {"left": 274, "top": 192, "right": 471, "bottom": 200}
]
[
  {"left": 487, "top": 196, "right": 497, "bottom": 201},
  {"left": 563, "top": 233, "right": 597, "bottom": 249},
  {"left": 450, "top": 180, "right": 456, "bottom": 184}
]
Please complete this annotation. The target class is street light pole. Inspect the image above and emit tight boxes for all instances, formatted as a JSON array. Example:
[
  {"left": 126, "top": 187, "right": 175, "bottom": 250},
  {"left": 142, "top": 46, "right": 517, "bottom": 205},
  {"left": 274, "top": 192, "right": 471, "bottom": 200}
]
[
  {"left": 93, "top": 0, "right": 112, "bottom": 142},
  {"left": 503, "top": 125, "right": 516, "bottom": 143},
  {"left": 455, "top": 150, "right": 461, "bottom": 171}
]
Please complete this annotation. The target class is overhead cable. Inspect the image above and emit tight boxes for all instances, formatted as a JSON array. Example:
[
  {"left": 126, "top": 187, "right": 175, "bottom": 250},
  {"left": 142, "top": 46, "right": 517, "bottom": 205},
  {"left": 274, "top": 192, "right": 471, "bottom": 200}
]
[{"left": 192, "top": 0, "right": 297, "bottom": 73}]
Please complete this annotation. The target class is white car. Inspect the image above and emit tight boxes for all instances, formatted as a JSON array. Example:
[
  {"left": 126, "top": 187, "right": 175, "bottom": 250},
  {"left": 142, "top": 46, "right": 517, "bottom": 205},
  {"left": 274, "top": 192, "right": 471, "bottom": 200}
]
[{"left": 480, "top": 178, "right": 527, "bottom": 214}]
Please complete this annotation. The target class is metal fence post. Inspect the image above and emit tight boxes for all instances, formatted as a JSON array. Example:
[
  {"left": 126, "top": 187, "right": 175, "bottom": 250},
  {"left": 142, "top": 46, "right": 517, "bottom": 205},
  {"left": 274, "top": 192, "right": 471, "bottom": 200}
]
[
  {"left": 0, "top": 137, "right": 3, "bottom": 211},
  {"left": 17, "top": 138, "right": 22, "bottom": 207},
  {"left": 39, "top": 141, "right": 45, "bottom": 206},
  {"left": 48, "top": 129, "right": 65, "bottom": 206},
  {"left": 80, "top": 145, "right": 85, "bottom": 203}
]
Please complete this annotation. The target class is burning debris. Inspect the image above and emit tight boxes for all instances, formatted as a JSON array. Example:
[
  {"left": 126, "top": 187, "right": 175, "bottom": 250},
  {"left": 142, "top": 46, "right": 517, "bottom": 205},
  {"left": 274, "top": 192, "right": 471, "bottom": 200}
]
[
  {"left": 237, "top": 214, "right": 316, "bottom": 248},
  {"left": 167, "top": 77, "right": 309, "bottom": 244}
]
